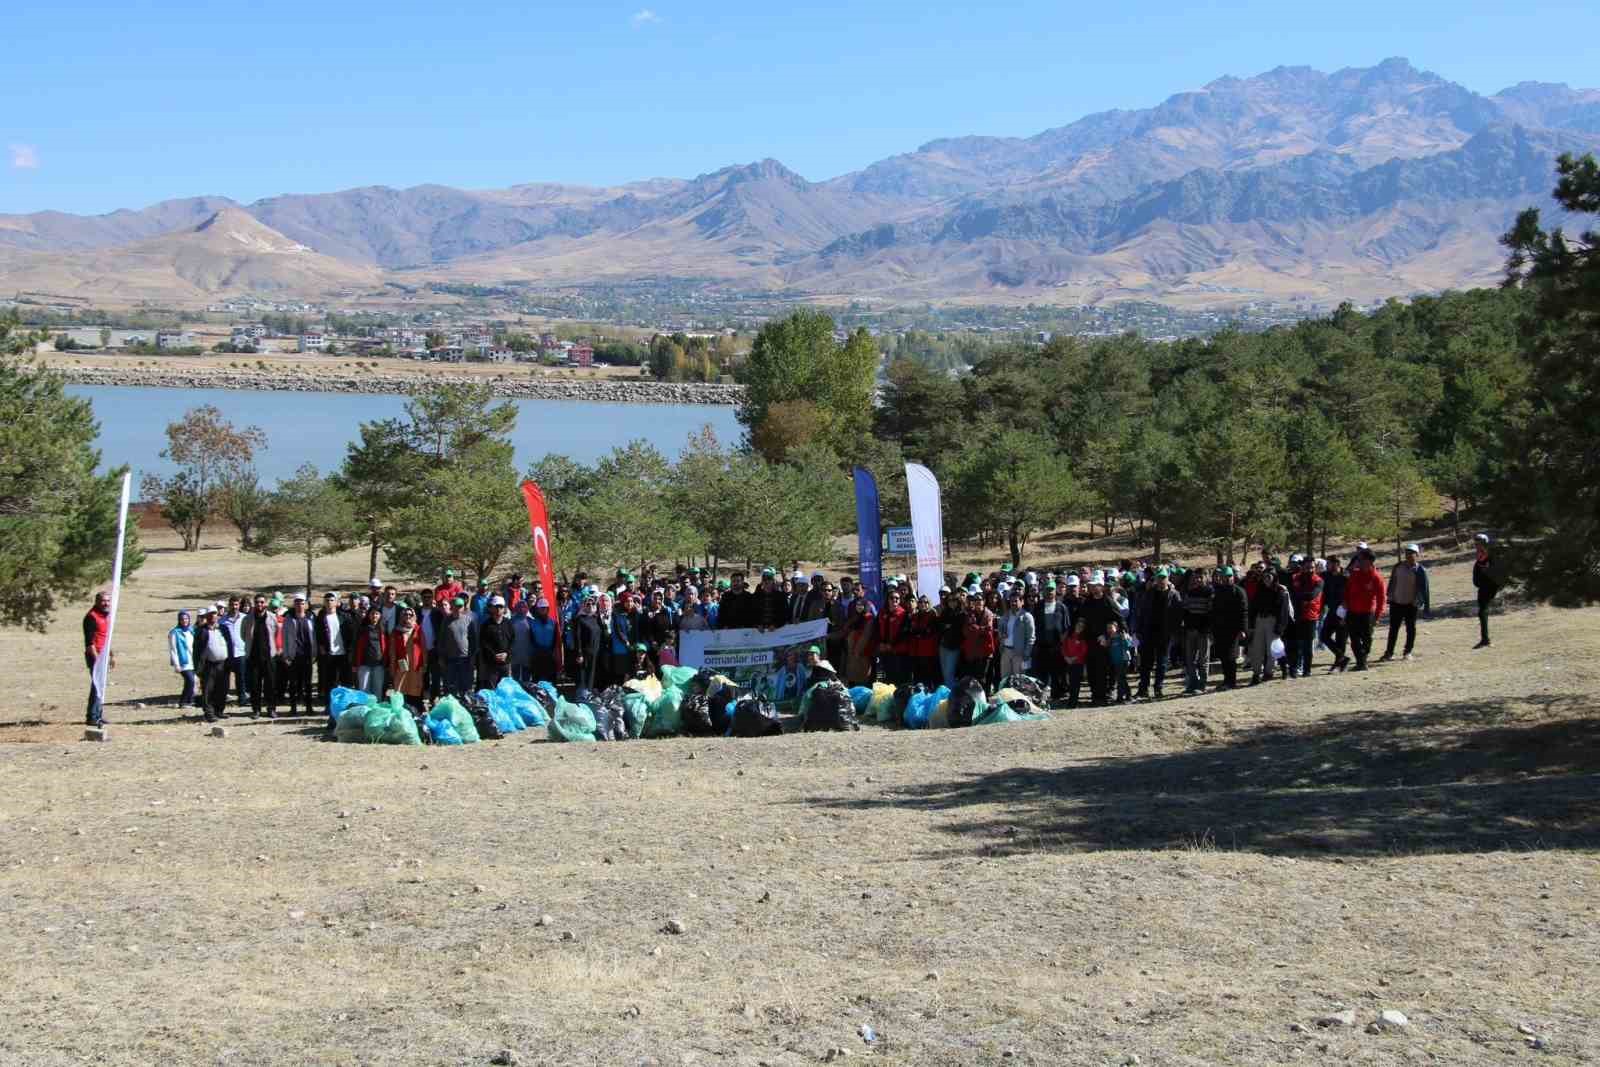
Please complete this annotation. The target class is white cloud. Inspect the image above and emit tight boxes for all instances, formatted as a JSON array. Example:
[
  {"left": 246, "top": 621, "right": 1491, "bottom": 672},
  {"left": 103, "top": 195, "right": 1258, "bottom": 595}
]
[
  {"left": 630, "top": 8, "right": 660, "bottom": 28},
  {"left": 9, "top": 143, "right": 39, "bottom": 170}
]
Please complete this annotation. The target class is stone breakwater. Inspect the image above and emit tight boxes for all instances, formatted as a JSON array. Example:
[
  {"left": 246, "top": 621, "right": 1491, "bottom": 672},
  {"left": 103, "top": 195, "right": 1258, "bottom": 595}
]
[{"left": 61, "top": 366, "right": 746, "bottom": 406}]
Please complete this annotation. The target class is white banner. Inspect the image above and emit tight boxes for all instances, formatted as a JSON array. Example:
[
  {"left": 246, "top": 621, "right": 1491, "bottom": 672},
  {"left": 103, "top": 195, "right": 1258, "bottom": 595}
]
[
  {"left": 91, "top": 471, "right": 133, "bottom": 705},
  {"left": 678, "top": 618, "right": 829, "bottom": 672},
  {"left": 905, "top": 462, "right": 944, "bottom": 607}
]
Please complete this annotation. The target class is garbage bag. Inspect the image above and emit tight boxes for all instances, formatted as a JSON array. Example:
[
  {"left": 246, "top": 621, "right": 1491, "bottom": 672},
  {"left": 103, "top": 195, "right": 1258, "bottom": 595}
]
[
  {"left": 929, "top": 698, "right": 952, "bottom": 729},
  {"left": 998, "top": 674, "right": 1048, "bottom": 706},
  {"left": 801, "top": 681, "right": 860, "bottom": 732},
  {"left": 660, "top": 665, "right": 700, "bottom": 690},
  {"left": 643, "top": 686, "right": 685, "bottom": 739},
  {"left": 623, "top": 674, "right": 663, "bottom": 702},
  {"left": 366, "top": 692, "right": 422, "bottom": 745},
  {"left": 848, "top": 686, "right": 873, "bottom": 713},
  {"left": 592, "top": 687, "right": 629, "bottom": 742},
  {"left": 428, "top": 696, "right": 480, "bottom": 744},
  {"left": 1269, "top": 637, "right": 1286, "bottom": 661},
  {"left": 328, "top": 686, "right": 372, "bottom": 730},
  {"left": 468, "top": 695, "right": 504, "bottom": 740},
  {"left": 706, "top": 684, "right": 740, "bottom": 733},
  {"left": 621, "top": 692, "right": 652, "bottom": 739},
  {"left": 949, "top": 677, "right": 987, "bottom": 728},
  {"left": 426, "top": 716, "right": 464, "bottom": 745},
  {"left": 474, "top": 689, "right": 523, "bottom": 735},
  {"left": 548, "top": 699, "right": 600, "bottom": 743},
  {"left": 361, "top": 701, "right": 399, "bottom": 743},
  {"left": 866, "top": 682, "right": 897, "bottom": 724},
  {"left": 730, "top": 694, "right": 783, "bottom": 738},
  {"left": 531, "top": 681, "right": 560, "bottom": 717},
  {"left": 903, "top": 685, "right": 948, "bottom": 730},
  {"left": 335, "top": 704, "right": 370, "bottom": 743},
  {"left": 680, "top": 693, "right": 718, "bottom": 737},
  {"left": 973, "top": 702, "right": 1051, "bottom": 727},
  {"left": 495, "top": 677, "right": 546, "bottom": 728}
]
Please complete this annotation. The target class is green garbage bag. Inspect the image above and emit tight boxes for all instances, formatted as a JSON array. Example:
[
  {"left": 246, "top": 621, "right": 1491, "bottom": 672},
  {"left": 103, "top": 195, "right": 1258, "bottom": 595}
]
[
  {"left": 335, "top": 704, "right": 369, "bottom": 742},
  {"left": 429, "top": 696, "right": 480, "bottom": 744},
  {"left": 362, "top": 701, "right": 398, "bottom": 743},
  {"left": 643, "top": 686, "right": 684, "bottom": 738},
  {"left": 660, "top": 665, "right": 700, "bottom": 690},
  {"left": 972, "top": 702, "right": 1051, "bottom": 727},
  {"left": 366, "top": 692, "right": 422, "bottom": 745},
  {"left": 622, "top": 692, "right": 652, "bottom": 739},
  {"left": 549, "top": 699, "right": 599, "bottom": 743}
]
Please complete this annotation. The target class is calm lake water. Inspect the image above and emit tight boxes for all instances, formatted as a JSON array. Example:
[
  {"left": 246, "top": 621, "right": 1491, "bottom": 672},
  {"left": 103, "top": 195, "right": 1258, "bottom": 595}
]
[{"left": 67, "top": 385, "right": 742, "bottom": 483}]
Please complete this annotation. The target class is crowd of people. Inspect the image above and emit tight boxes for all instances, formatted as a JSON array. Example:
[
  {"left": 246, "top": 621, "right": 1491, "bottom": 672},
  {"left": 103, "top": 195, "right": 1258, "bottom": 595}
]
[{"left": 80, "top": 534, "right": 1505, "bottom": 727}]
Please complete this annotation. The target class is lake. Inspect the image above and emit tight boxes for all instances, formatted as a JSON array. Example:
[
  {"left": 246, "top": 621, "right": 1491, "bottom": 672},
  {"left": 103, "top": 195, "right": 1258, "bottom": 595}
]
[{"left": 67, "top": 385, "right": 743, "bottom": 483}]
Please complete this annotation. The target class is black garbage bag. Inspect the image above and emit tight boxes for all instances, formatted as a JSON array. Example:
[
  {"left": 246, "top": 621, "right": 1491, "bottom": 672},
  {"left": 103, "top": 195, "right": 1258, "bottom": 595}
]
[
  {"left": 706, "top": 684, "right": 741, "bottom": 733},
  {"left": 468, "top": 695, "right": 504, "bottom": 740},
  {"left": 594, "top": 687, "right": 630, "bottom": 741},
  {"left": 529, "top": 683, "right": 560, "bottom": 717},
  {"left": 889, "top": 684, "right": 922, "bottom": 728},
  {"left": 802, "top": 681, "right": 860, "bottom": 732},
  {"left": 998, "top": 674, "right": 1048, "bottom": 705},
  {"left": 680, "top": 693, "right": 718, "bottom": 737},
  {"left": 730, "top": 695, "right": 784, "bottom": 738},
  {"left": 693, "top": 667, "right": 721, "bottom": 694},
  {"left": 949, "top": 677, "right": 987, "bottom": 728}
]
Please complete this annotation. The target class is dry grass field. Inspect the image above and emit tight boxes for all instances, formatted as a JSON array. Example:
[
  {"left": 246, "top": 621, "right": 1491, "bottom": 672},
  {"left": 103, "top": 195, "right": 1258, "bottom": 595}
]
[{"left": 2, "top": 529, "right": 1597, "bottom": 1066}]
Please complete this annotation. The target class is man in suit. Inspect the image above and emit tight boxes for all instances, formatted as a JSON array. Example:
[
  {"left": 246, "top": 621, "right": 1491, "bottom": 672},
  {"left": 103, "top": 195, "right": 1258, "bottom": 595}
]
[
  {"left": 280, "top": 592, "right": 316, "bottom": 715},
  {"left": 315, "top": 592, "right": 355, "bottom": 703}
]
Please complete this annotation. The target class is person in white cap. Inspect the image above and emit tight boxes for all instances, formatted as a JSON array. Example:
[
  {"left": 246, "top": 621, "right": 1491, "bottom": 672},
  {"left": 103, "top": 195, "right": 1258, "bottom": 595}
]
[
  {"left": 1076, "top": 571, "right": 1120, "bottom": 705},
  {"left": 1471, "top": 534, "right": 1501, "bottom": 648},
  {"left": 1380, "top": 543, "right": 1431, "bottom": 662},
  {"left": 478, "top": 594, "right": 515, "bottom": 687}
]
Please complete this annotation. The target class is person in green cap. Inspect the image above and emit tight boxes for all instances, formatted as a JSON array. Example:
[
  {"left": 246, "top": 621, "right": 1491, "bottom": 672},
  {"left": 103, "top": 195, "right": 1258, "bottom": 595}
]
[
  {"left": 435, "top": 568, "right": 463, "bottom": 606},
  {"left": 1210, "top": 566, "right": 1249, "bottom": 689}
]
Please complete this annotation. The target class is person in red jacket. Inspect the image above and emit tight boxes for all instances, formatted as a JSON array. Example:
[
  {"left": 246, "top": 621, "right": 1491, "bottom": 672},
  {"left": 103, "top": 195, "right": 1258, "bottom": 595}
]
[
  {"left": 909, "top": 594, "right": 940, "bottom": 688},
  {"left": 83, "top": 591, "right": 113, "bottom": 726},
  {"left": 1340, "top": 549, "right": 1386, "bottom": 672},
  {"left": 877, "top": 590, "right": 911, "bottom": 684},
  {"left": 1060, "top": 619, "right": 1089, "bottom": 709},
  {"left": 1287, "top": 555, "right": 1323, "bottom": 678}
]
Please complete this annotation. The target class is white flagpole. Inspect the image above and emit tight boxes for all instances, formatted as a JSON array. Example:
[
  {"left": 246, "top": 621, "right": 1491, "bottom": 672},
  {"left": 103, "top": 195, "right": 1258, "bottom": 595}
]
[{"left": 91, "top": 472, "right": 133, "bottom": 707}]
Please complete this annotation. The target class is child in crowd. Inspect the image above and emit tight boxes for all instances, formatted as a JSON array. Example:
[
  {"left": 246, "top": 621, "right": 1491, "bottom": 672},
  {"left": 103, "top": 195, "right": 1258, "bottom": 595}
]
[
  {"left": 1107, "top": 620, "right": 1136, "bottom": 704},
  {"left": 1061, "top": 619, "right": 1089, "bottom": 709}
]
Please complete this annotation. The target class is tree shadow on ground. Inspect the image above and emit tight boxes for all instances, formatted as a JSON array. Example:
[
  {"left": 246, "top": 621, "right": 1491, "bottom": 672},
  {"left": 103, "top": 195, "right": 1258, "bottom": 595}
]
[{"left": 801, "top": 693, "right": 1600, "bottom": 858}]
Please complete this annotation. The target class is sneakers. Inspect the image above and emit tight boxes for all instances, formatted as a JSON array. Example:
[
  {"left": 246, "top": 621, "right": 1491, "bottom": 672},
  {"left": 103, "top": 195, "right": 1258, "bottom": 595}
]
[
  {"left": 1377, "top": 652, "right": 1394, "bottom": 663},
  {"left": 1473, "top": 639, "right": 1491, "bottom": 649},
  {"left": 1402, "top": 653, "right": 1413, "bottom": 662}
]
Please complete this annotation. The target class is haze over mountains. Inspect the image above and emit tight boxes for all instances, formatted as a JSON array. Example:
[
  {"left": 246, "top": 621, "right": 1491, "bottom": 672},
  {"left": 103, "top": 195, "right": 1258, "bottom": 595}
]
[{"left": 3, "top": 58, "right": 1597, "bottom": 309}]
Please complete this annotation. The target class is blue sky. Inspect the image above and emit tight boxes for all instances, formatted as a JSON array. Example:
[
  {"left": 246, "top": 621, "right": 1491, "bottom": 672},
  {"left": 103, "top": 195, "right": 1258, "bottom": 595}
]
[{"left": 6, "top": 0, "right": 1599, "bottom": 215}]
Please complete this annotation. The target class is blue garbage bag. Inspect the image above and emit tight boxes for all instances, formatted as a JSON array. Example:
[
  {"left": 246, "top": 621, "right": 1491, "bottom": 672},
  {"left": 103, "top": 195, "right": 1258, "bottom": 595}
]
[
  {"left": 496, "top": 677, "right": 547, "bottom": 728},
  {"left": 475, "top": 688, "right": 524, "bottom": 734},
  {"left": 903, "top": 685, "right": 949, "bottom": 730},
  {"left": 327, "top": 686, "right": 371, "bottom": 730},
  {"left": 426, "top": 716, "right": 464, "bottom": 745},
  {"left": 848, "top": 686, "right": 873, "bottom": 714}
]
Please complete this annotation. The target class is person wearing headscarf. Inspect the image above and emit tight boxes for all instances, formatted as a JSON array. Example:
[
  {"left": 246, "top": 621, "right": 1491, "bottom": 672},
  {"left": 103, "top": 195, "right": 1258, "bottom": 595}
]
[{"left": 168, "top": 609, "right": 197, "bottom": 710}]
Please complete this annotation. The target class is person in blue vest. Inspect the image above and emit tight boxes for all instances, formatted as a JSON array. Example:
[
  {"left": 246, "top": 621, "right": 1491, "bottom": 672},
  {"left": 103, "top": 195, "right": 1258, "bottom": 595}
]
[
  {"left": 167, "top": 609, "right": 198, "bottom": 710},
  {"left": 527, "top": 597, "right": 559, "bottom": 685}
]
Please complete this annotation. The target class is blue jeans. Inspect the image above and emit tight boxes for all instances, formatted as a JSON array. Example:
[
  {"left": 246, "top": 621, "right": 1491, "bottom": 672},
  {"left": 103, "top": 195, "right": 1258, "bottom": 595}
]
[
  {"left": 179, "top": 669, "right": 197, "bottom": 706},
  {"left": 86, "top": 679, "right": 103, "bottom": 725},
  {"left": 1290, "top": 620, "right": 1317, "bottom": 675},
  {"left": 939, "top": 646, "right": 961, "bottom": 689}
]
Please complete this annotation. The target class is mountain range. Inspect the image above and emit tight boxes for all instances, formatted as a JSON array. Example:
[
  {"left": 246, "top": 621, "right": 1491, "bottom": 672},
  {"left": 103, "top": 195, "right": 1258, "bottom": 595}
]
[{"left": 3, "top": 58, "right": 1597, "bottom": 309}]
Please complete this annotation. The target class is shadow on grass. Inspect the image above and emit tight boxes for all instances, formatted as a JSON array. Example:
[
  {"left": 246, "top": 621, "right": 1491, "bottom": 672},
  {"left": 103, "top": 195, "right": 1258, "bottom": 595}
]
[{"left": 801, "top": 693, "right": 1600, "bottom": 857}]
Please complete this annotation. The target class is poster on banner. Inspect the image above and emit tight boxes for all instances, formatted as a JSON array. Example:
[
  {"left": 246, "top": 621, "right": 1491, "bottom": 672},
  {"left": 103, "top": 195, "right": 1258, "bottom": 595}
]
[
  {"left": 904, "top": 462, "right": 945, "bottom": 607},
  {"left": 678, "top": 619, "right": 829, "bottom": 692}
]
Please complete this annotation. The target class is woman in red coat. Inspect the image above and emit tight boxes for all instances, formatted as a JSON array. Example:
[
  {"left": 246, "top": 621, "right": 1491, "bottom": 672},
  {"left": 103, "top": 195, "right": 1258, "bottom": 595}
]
[
  {"left": 386, "top": 605, "right": 428, "bottom": 709},
  {"left": 909, "top": 594, "right": 941, "bottom": 687},
  {"left": 877, "top": 590, "right": 911, "bottom": 684}
]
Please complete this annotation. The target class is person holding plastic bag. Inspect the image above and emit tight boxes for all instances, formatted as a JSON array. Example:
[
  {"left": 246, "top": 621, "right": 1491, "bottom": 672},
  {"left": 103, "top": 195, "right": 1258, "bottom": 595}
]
[{"left": 1246, "top": 567, "right": 1293, "bottom": 685}]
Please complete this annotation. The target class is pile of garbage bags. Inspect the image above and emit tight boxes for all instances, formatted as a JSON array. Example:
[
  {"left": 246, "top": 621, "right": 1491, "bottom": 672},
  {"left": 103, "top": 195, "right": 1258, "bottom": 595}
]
[{"left": 329, "top": 666, "right": 1050, "bottom": 748}]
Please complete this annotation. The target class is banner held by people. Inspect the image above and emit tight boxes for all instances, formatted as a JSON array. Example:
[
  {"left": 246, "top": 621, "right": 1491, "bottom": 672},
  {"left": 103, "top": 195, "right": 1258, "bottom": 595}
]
[
  {"left": 679, "top": 618, "right": 829, "bottom": 690},
  {"left": 853, "top": 466, "right": 883, "bottom": 613},
  {"left": 905, "top": 462, "right": 944, "bottom": 607}
]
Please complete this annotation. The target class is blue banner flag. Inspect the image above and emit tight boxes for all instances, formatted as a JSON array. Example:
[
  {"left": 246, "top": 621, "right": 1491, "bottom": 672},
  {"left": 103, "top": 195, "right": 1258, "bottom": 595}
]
[{"left": 853, "top": 466, "right": 883, "bottom": 612}]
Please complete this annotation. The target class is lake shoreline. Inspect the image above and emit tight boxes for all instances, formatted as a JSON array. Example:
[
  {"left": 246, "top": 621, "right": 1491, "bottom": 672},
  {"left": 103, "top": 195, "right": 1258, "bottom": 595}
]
[{"left": 59, "top": 365, "right": 746, "bottom": 406}]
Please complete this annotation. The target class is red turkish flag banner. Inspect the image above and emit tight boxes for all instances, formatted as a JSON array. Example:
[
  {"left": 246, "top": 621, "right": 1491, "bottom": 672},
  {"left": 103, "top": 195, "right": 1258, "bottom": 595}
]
[{"left": 520, "top": 480, "right": 563, "bottom": 672}]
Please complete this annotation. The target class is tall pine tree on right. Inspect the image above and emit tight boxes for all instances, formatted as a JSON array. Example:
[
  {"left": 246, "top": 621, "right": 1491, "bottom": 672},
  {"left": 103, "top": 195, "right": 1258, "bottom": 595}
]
[{"left": 1499, "top": 152, "right": 1600, "bottom": 605}]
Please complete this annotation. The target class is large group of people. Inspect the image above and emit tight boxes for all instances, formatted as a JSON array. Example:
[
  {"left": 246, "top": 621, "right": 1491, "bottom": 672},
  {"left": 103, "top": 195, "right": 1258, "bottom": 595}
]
[{"left": 81, "top": 534, "right": 1504, "bottom": 727}]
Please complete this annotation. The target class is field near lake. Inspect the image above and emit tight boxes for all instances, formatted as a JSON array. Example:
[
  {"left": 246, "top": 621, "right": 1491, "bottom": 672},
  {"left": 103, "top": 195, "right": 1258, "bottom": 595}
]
[{"left": 2, "top": 531, "right": 1596, "bottom": 1066}]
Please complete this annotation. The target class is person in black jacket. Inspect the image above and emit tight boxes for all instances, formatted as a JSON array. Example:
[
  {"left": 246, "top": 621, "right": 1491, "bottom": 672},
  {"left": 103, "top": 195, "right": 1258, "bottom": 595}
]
[
  {"left": 568, "top": 593, "right": 606, "bottom": 699},
  {"left": 1137, "top": 569, "right": 1183, "bottom": 699},
  {"left": 1179, "top": 570, "right": 1215, "bottom": 694},
  {"left": 1318, "top": 557, "right": 1348, "bottom": 668},
  {"left": 1472, "top": 533, "right": 1502, "bottom": 648},
  {"left": 1248, "top": 568, "right": 1293, "bottom": 684},
  {"left": 718, "top": 573, "right": 752, "bottom": 629},
  {"left": 1075, "top": 573, "right": 1120, "bottom": 706},
  {"left": 314, "top": 592, "right": 356, "bottom": 704},
  {"left": 478, "top": 595, "right": 515, "bottom": 688},
  {"left": 1210, "top": 567, "right": 1250, "bottom": 690},
  {"left": 753, "top": 568, "right": 789, "bottom": 629}
]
